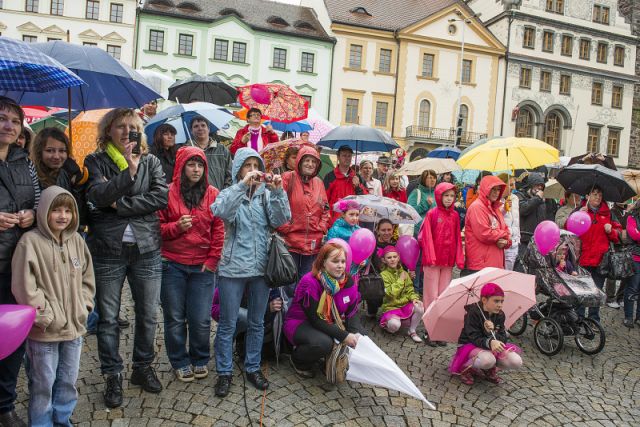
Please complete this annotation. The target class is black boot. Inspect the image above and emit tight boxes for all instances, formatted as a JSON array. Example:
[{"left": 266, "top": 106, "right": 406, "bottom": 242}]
[
  {"left": 246, "top": 370, "right": 269, "bottom": 390},
  {"left": 215, "top": 374, "right": 232, "bottom": 397},
  {"left": 103, "top": 373, "right": 123, "bottom": 408},
  {"left": 130, "top": 366, "right": 162, "bottom": 393}
]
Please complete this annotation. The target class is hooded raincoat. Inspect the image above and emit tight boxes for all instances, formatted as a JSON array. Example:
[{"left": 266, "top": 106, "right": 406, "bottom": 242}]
[
  {"left": 11, "top": 186, "right": 95, "bottom": 342},
  {"left": 211, "top": 148, "right": 291, "bottom": 278},
  {"left": 578, "top": 200, "right": 620, "bottom": 267},
  {"left": 323, "top": 166, "right": 368, "bottom": 224}
]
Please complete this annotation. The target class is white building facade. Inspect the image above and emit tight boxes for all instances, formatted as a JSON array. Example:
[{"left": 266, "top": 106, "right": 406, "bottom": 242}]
[{"left": 0, "top": 0, "right": 138, "bottom": 65}]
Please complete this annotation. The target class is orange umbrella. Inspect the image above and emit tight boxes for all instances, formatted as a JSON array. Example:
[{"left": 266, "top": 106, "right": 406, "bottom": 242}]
[{"left": 64, "top": 109, "right": 111, "bottom": 167}]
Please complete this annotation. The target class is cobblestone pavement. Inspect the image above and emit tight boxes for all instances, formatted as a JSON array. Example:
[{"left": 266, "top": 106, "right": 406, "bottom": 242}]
[{"left": 13, "top": 286, "right": 640, "bottom": 427}]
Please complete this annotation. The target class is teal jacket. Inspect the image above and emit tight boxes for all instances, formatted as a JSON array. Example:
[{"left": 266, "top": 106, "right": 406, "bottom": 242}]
[
  {"left": 408, "top": 184, "right": 436, "bottom": 233},
  {"left": 326, "top": 218, "right": 360, "bottom": 242}
]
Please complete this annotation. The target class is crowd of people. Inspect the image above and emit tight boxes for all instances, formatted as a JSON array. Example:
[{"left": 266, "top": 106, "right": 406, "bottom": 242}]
[{"left": 0, "top": 95, "right": 638, "bottom": 426}]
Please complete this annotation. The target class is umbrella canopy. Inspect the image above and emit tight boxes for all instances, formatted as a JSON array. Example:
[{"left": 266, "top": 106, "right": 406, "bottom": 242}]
[
  {"left": 237, "top": 83, "right": 308, "bottom": 123},
  {"left": 336, "top": 195, "right": 421, "bottom": 224},
  {"left": 306, "top": 108, "right": 335, "bottom": 144},
  {"left": 168, "top": 74, "right": 237, "bottom": 105},
  {"left": 263, "top": 119, "right": 313, "bottom": 133},
  {"left": 622, "top": 170, "right": 640, "bottom": 196},
  {"left": 21, "top": 106, "right": 65, "bottom": 124},
  {"left": 452, "top": 169, "right": 481, "bottom": 185},
  {"left": 30, "top": 116, "right": 67, "bottom": 133},
  {"left": 144, "top": 102, "right": 234, "bottom": 145},
  {"left": 543, "top": 178, "right": 565, "bottom": 200},
  {"left": 397, "top": 157, "right": 461, "bottom": 176},
  {"left": 1, "top": 41, "right": 160, "bottom": 109},
  {"left": 427, "top": 146, "right": 461, "bottom": 160},
  {"left": 457, "top": 137, "right": 559, "bottom": 172},
  {"left": 65, "top": 109, "right": 111, "bottom": 166},
  {"left": 346, "top": 336, "right": 435, "bottom": 408},
  {"left": 568, "top": 152, "right": 617, "bottom": 170},
  {"left": 317, "top": 125, "right": 399, "bottom": 153},
  {"left": 423, "top": 268, "right": 536, "bottom": 343},
  {"left": 0, "top": 36, "right": 84, "bottom": 92},
  {"left": 259, "top": 138, "right": 316, "bottom": 173},
  {"left": 136, "top": 69, "right": 174, "bottom": 99},
  {"left": 556, "top": 164, "right": 636, "bottom": 203}
]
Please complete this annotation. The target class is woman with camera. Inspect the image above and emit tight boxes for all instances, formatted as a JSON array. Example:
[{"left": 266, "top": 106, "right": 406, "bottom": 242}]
[{"left": 84, "top": 108, "right": 168, "bottom": 409}]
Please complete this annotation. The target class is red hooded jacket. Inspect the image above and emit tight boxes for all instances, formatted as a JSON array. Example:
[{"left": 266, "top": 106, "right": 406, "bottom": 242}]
[
  {"left": 417, "top": 182, "right": 464, "bottom": 269},
  {"left": 230, "top": 125, "right": 279, "bottom": 155},
  {"left": 578, "top": 201, "right": 620, "bottom": 267},
  {"left": 383, "top": 188, "right": 408, "bottom": 203},
  {"left": 277, "top": 146, "right": 330, "bottom": 255},
  {"left": 323, "top": 166, "right": 368, "bottom": 224},
  {"left": 157, "top": 146, "right": 224, "bottom": 271},
  {"left": 464, "top": 176, "right": 511, "bottom": 270}
]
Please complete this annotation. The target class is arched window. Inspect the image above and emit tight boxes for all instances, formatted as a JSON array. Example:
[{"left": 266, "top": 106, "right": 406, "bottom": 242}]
[
  {"left": 418, "top": 100, "right": 431, "bottom": 127},
  {"left": 544, "top": 112, "right": 561, "bottom": 148},
  {"left": 459, "top": 104, "right": 469, "bottom": 133},
  {"left": 515, "top": 108, "right": 534, "bottom": 138}
]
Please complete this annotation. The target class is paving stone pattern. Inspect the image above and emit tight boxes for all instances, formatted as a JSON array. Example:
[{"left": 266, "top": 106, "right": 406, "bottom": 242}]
[{"left": 13, "top": 286, "right": 640, "bottom": 426}]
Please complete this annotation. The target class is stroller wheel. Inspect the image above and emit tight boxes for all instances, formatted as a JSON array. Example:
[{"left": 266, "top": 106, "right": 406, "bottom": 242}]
[
  {"left": 574, "top": 318, "right": 606, "bottom": 355},
  {"left": 508, "top": 313, "right": 528, "bottom": 336},
  {"left": 533, "top": 317, "right": 564, "bottom": 356}
]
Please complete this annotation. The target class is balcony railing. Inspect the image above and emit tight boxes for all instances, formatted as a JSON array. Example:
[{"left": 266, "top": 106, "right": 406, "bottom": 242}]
[{"left": 405, "top": 125, "right": 488, "bottom": 146}]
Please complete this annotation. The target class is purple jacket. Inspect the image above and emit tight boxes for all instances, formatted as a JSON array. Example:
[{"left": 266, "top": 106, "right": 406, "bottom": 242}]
[{"left": 283, "top": 272, "right": 361, "bottom": 345}]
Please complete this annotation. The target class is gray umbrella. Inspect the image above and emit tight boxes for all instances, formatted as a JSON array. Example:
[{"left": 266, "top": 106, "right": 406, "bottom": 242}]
[
  {"left": 168, "top": 74, "right": 237, "bottom": 105},
  {"left": 556, "top": 164, "right": 635, "bottom": 202}
]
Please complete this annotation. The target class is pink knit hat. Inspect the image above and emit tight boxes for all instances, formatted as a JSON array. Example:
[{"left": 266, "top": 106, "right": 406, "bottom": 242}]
[
  {"left": 480, "top": 282, "right": 504, "bottom": 298},
  {"left": 376, "top": 245, "right": 398, "bottom": 258},
  {"left": 334, "top": 199, "right": 361, "bottom": 213}
]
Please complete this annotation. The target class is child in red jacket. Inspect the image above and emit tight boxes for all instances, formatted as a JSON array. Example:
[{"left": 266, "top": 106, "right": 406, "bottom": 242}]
[{"left": 383, "top": 172, "right": 408, "bottom": 203}]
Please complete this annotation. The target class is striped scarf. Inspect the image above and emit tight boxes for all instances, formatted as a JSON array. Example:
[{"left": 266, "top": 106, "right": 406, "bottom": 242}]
[{"left": 316, "top": 271, "right": 346, "bottom": 324}]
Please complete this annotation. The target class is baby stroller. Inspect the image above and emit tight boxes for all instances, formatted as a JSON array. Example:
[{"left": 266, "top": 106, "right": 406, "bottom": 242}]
[{"left": 509, "top": 230, "right": 606, "bottom": 356}]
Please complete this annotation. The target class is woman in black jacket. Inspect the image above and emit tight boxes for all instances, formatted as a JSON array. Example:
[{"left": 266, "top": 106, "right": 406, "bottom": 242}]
[
  {"left": 84, "top": 108, "right": 168, "bottom": 409},
  {"left": 149, "top": 123, "right": 177, "bottom": 184}
]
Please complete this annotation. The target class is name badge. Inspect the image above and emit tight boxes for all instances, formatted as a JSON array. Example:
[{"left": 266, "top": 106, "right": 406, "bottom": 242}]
[
  {"left": 71, "top": 257, "right": 81, "bottom": 269},
  {"left": 343, "top": 296, "right": 350, "bottom": 304}
]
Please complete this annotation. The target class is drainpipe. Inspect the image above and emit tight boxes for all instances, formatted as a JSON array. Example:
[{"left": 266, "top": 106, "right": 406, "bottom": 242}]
[
  {"left": 327, "top": 38, "right": 336, "bottom": 119},
  {"left": 499, "top": 10, "right": 515, "bottom": 136},
  {"left": 391, "top": 29, "right": 400, "bottom": 137},
  {"left": 133, "top": 2, "right": 142, "bottom": 68}
]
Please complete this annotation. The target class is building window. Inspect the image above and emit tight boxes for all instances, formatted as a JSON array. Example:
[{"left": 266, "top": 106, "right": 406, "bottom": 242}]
[
  {"left": 614, "top": 45, "right": 625, "bottom": 66},
  {"left": 375, "top": 102, "right": 389, "bottom": 127},
  {"left": 561, "top": 35, "right": 573, "bottom": 56},
  {"left": 461, "top": 59, "right": 472, "bottom": 83},
  {"left": 22, "top": 35, "right": 37, "bottom": 43},
  {"left": 213, "top": 39, "right": 228, "bottom": 61},
  {"left": 83, "top": 41, "right": 97, "bottom": 46},
  {"left": 47, "top": 37, "right": 61, "bottom": 42},
  {"left": 515, "top": 109, "right": 534, "bottom": 138},
  {"left": 301, "top": 52, "right": 314, "bottom": 73},
  {"left": 110, "top": 3, "right": 123, "bottom": 23},
  {"left": 422, "top": 53, "right": 434, "bottom": 77},
  {"left": 546, "top": 0, "right": 564, "bottom": 14},
  {"left": 540, "top": 70, "right": 552, "bottom": 92},
  {"left": 596, "top": 42, "right": 608, "bottom": 63},
  {"left": 25, "top": 0, "right": 38, "bottom": 12},
  {"left": 51, "top": 0, "right": 63, "bottom": 15},
  {"left": 348, "top": 44, "right": 362, "bottom": 69},
  {"left": 106, "top": 44, "right": 121, "bottom": 59},
  {"left": 593, "top": 4, "right": 610, "bottom": 25},
  {"left": 86, "top": 0, "right": 99, "bottom": 20},
  {"left": 607, "top": 129, "right": 620, "bottom": 156},
  {"left": 542, "top": 31, "right": 554, "bottom": 53},
  {"left": 301, "top": 95, "right": 312, "bottom": 106},
  {"left": 149, "top": 30, "right": 164, "bottom": 52},
  {"left": 378, "top": 48, "right": 392, "bottom": 73},
  {"left": 232, "top": 42, "right": 246, "bottom": 63},
  {"left": 587, "top": 126, "right": 601, "bottom": 152},
  {"left": 591, "top": 81, "right": 603, "bottom": 105},
  {"left": 519, "top": 67, "right": 531, "bottom": 88},
  {"left": 579, "top": 39, "right": 591, "bottom": 60},
  {"left": 345, "top": 98, "right": 359, "bottom": 124},
  {"left": 272, "top": 48, "right": 287, "bottom": 69},
  {"left": 459, "top": 104, "right": 469, "bottom": 133},
  {"left": 418, "top": 100, "right": 430, "bottom": 127},
  {"left": 177, "top": 34, "right": 193, "bottom": 56},
  {"left": 523, "top": 27, "right": 535, "bottom": 49},
  {"left": 559, "top": 74, "right": 571, "bottom": 95},
  {"left": 544, "top": 112, "right": 561, "bottom": 149},
  {"left": 612, "top": 85, "right": 623, "bottom": 109}
]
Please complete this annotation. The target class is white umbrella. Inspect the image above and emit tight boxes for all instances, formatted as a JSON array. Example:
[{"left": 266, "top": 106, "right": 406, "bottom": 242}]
[
  {"left": 397, "top": 157, "right": 461, "bottom": 176},
  {"left": 544, "top": 179, "right": 565, "bottom": 200},
  {"left": 346, "top": 336, "right": 436, "bottom": 409},
  {"left": 136, "top": 69, "right": 174, "bottom": 99}
]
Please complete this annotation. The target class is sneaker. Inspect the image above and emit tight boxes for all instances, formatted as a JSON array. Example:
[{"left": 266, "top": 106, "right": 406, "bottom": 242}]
[
  {"left": 623, "top": 318, "right": 634, "bottom": 329},
  {"left": 289, "top": 358, "right": 315, "bottom": 379},
  {"left": 174, "top": 366, "right": 195, "bottom": 383},
  {"left": 606, "top": 301, "right": 620, "bottom": 309},
  {"left": 483, "top": 367, "right": 502, "bottom": 384},
  {"left": 214, "top": 375, "right": 232, "bottom": 397},
  {"left": 246, "top": 370, "right": 269, "bottom": 390},
  {"left": 0, "top": 409, "right": 27, "bottom": 427},
  {"left": 193, "top": 365, "right": 208, "bottom": 379},
  {"left": 130, "top": 366, "right": 163, "bottom": 393},
  {"left": 103, "top": 373, "right": 123, "bottom": 408},
  {"left": 408, "top": 331, "right": 423, "bottom": 343}
]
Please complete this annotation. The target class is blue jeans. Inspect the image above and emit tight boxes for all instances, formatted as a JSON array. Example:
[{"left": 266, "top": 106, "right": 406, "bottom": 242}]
[
  {"left": 25, "top": 337, "right": 82, "bottom": 427},
  {"left": 161, "top": 261, "right": 215, "bottom": 369},
  {"left": 93, "top": 244, "right": 162, "bottom": 375},
  {"left": 579, "top": 266, "right": 606, "bottom": 322},
  {"left": 214, "top": 276, "right": 270, "bottom": 374},
  {"left": 624, "top": 260, "right": 640, "bottom": 320}
]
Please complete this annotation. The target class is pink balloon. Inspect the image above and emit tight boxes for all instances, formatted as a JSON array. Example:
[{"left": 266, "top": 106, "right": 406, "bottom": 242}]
[
  {"left": 326, "top": 238, "right": 352, "bottom": 272},
  {"left": 0, "top": 305, "right": 36, "bottom": 360},
  {"left": 349, "top": 228, "right": 377, "bottom": 264},
  {"left": 566, "top": 211, "right": 591, "bottom": 236},
  {"left": 250, "top": 84, "right": 271, "bottom": 105},
  {"left": 396, "top": 235, "right": 420, "bottom": 270},
  {"left": 534, "top": 220, "right": 561, "bottom": 256}
]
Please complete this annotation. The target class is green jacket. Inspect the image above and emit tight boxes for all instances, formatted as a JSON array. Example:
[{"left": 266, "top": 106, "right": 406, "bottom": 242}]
[
  {"left": 407, "top": 184, "right": 435, "bottom": 233},
  {"left": 380, "top": 267, "right": 420, "bottom": 313}
]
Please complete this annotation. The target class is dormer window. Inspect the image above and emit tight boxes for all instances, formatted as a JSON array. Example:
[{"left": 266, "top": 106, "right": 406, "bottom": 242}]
[
  {"left": 294, "top": 21, "right": 315, "bottom": 31},
  {"left": 219, "top": 7, "right": 244, "bottom": 19},
  {"left": 148, "top": 0, "right": 174, "bottom": 7},
  {"left": 350, "top": 7, "right": 372, "bottom": 17},
  {"left": 267, "top": 16, "right": 290, "bottom": 27},
  {"left": 176, "top": 2, "right": 201, "bottom": 12}
]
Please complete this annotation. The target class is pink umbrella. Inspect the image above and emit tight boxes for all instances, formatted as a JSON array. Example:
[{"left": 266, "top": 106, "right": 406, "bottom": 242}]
[
  {"left": 306, "top": 108, "right": 335, "bottom": 144},
  {"left": 422, "top": 268, "right": 536, "bottom": 343}
]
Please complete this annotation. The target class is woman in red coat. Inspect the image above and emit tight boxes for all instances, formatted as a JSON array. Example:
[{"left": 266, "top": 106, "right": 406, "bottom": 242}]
[{"left": 230, "top": 108, "right": 278, "bottom": 155}]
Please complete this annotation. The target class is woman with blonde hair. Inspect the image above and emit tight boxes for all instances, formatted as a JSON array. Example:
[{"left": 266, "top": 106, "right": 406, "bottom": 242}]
[
  {"left": 359, "top": 159, "right": 382, "bottom": 196},
  {"left": 84, "top": 108, "right": 168, "bottom": 409}
]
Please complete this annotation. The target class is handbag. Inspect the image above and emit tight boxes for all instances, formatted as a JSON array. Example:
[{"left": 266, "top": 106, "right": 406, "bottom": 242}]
[
  {"left": 357, "top": 261, "right": 385, "bottom": 301},
  {"left": 325, "top": 299, "right": 350, "bottom": 384},
  {"left": 597, "top": 242, "right": 634, "bottom": 280},
  {"left": 261, "top": 193, "right": 298, "bottom": 288}
]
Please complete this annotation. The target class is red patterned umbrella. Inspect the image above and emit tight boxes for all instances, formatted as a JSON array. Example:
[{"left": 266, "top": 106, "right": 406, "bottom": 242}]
[
  {"left": 237, "top": 83, "right": 308, "bottom": 124},
  {"left": 259, "top": 138, "right": 316, "bottom": 173}
]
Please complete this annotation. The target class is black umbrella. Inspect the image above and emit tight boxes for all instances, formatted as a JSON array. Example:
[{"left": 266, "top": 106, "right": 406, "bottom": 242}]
[
  {"left": 556, "top": 164, "right": 635, "bottom": 202},
  {"left": 168, "top": 74, "right": 237, "bottom": 105},
  {"left": 568, "top": 152, "right": 617, "bottom": 171}
]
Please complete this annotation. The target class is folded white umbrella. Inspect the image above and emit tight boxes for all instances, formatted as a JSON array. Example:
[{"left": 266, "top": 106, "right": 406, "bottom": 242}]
[{"left": 346, "top": 336, "right": 436, "bottom": 409}]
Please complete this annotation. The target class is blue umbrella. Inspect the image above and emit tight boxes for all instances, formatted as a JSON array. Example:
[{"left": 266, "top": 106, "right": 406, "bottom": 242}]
[
  {"left": 317, "top": 125, "right": 399, "bottom": 153},
  {"left": 144, "top": 102, "right": 234, "bottom": 145},
  {"left": 0, "top": 36, "right": 84, "bottom": 92},
  {"left": 264, "top": 119, "right": 313, "bottom": 133},
  {"left": 0, "top": 41, "right": 159, "bottom": 109},
  {"left": 427, "top": 146, "right": 461, "bottom": 160}
]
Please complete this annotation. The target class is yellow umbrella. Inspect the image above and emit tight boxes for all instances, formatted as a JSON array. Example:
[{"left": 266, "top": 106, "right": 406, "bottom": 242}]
[
  {"left": 456, "top": 137, "right": 559, "bottom": 172},
  {"left": 64, "top": 109, "right": 111, "bottom": 167},
  {"left": 622, "top": 169, "right": 640, "bottom": 195}
]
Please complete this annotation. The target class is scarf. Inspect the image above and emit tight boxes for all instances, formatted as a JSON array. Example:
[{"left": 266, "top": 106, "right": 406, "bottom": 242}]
[
  {"left": 316, "top": 271, "right": 345, "bottom": 324},
  {"left": 249, "top": 127, "right": 261, "bottom": 151},
  {"left": 106, "top": 142, "right": 129, "bottom": 171}
]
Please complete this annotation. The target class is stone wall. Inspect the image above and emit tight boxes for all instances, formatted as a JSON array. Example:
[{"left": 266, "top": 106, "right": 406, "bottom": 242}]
[{"left": 620, "top": 0, "right": 640, "bottom": 167}]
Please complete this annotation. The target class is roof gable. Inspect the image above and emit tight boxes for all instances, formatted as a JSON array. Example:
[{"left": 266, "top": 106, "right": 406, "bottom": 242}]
[
  {"left": 16, "top": 22, "right": 42, "bottom": 33},
  {"left": 103, "top": 31, "right": 127, "bottom": 43},
  {"left": 78, "top": 29, "right": 101, "bottom": 40},
  {"left": 42, "top": 25, "right": 66, "bottom": 35}
]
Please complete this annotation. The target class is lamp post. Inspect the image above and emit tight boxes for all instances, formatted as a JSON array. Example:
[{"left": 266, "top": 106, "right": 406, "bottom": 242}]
[
  {"left": 449, "top": 12, "right": 476, "bottom": 146},
  {"left": 500, "top": 0, "right": 523, "bottom": 136}
]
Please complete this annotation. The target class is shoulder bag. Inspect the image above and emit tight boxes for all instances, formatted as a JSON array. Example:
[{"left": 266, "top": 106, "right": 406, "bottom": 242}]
[
  {"left": 597, "top": 242, "right": 634, "bottom": 280},
  {"left": 261, "top": 192, "right": 298, "bottom": 288},
  {"left": 357, "top": 261, "right": 385, "bottom": 301}
]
